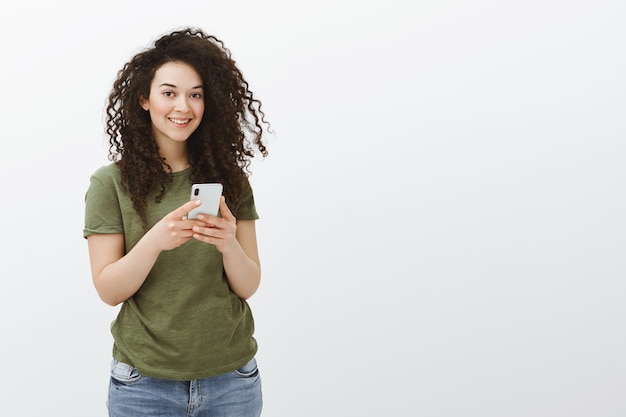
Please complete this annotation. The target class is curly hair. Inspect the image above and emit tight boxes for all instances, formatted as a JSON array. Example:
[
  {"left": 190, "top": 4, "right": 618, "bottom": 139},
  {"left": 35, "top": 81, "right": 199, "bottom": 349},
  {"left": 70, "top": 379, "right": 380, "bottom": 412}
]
[{"left": 105, "top": 27, "right": 269, "bottom": 225}]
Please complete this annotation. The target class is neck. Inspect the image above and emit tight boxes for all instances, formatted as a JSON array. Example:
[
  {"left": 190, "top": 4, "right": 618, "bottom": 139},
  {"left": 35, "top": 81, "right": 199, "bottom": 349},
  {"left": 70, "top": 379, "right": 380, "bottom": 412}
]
[
  {"left": 160, "top": 149, "right": 189, "bottom": 172},
  {"left": 165, "top": 159, "right": 190, "bottom": 172},
  {"left": 157, "top": 140, "right": 189, "bottom": 172}
]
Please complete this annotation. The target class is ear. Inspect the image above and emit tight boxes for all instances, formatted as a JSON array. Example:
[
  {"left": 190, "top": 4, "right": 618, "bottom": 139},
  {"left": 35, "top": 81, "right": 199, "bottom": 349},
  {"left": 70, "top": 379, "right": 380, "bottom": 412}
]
[{"left": 139, "top": 96, "right": 149, "bottom": 111}]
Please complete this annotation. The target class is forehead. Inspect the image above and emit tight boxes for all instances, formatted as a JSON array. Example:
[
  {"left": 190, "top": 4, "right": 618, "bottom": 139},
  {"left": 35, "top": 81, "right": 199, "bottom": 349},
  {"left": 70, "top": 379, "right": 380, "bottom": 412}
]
[{"left": 151, "top": 61, "right": 203, "bottom": 88}]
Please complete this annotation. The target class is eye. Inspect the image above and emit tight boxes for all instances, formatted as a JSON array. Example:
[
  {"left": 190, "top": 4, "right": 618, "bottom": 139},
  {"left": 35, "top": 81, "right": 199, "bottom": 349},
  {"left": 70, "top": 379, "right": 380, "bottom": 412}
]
[
  {"left": 163, "top": 91, "right": 175, "bottom": 97},
  {"left": 191, "top": 92, "right": 203, "bottom": 99}
]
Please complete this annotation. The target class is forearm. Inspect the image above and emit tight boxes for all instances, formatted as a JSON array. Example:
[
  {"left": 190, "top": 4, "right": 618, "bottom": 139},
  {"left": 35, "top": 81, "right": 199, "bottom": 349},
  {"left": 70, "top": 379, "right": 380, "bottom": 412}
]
[
  {"left": 191, "top": 209, "right": 261, "bottom": 300},
  {"left": 222, "top": 243, "right": 261, "bottom": 300},
  {"left": 94, "top": 238, "right": 161, "bottom": 306},
  {"left": 89, "top": 199, "right": 204, "bottom": 306}
]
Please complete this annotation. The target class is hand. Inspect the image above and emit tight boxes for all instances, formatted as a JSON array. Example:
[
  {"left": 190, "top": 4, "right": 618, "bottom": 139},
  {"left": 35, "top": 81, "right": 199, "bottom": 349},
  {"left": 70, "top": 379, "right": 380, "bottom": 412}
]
[
  {"left": 192, "top": 197, "right": 238, "bottom": 254},
  {"left": 145, "top": 199, "right": 203, "bottom": 251}
]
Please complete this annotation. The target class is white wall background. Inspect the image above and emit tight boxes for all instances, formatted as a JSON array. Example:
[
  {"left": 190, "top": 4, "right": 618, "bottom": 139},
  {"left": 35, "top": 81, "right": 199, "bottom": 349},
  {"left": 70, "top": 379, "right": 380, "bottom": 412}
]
[{"left": 0, "top": 1, "right": 624, "bottom": 416}]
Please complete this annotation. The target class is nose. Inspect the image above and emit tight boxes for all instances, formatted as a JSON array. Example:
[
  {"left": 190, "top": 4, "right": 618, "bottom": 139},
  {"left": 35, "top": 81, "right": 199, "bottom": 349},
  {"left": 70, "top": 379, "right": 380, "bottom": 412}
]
[{"left": 174, "top": 96, "right": 190, "bottom": 112}]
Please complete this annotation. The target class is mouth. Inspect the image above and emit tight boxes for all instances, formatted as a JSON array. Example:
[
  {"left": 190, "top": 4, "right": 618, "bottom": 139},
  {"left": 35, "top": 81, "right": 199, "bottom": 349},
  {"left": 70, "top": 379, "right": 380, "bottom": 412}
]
[{"left": 168, "top": 117, "right": 191, "bottom": 126}]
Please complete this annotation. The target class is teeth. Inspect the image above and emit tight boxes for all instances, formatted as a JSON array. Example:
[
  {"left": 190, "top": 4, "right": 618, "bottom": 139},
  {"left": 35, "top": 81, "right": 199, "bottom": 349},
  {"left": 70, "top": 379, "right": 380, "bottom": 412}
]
[{"left": 169, "top": 118, "right": 190, "bottom": 125}]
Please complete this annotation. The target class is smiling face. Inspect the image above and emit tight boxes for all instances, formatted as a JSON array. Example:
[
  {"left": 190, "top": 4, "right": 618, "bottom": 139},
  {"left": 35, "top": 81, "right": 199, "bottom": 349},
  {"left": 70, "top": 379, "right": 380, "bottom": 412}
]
[{"left": 140, "top": 61, "right": 205, "bottom": 147}]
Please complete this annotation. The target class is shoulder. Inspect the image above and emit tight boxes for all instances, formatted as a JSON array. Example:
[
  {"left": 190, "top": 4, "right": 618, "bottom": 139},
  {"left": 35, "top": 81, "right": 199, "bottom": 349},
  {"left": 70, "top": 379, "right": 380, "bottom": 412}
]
[
  {"left": 236, "top": 175, "right": 259, "bottom": 220},
  {"left": 90, "top": 163, "right": 122, "bottom": 184},
  {"left": 86, "top": 163, "right": 125, "bottom": 200}
]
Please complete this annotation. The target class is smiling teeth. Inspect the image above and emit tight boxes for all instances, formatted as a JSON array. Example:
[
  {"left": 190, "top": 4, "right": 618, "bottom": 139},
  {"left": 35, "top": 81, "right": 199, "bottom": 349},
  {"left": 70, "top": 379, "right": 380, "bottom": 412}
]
[{"left": 169, "top": 118, "right": 190, "bottom": 125}]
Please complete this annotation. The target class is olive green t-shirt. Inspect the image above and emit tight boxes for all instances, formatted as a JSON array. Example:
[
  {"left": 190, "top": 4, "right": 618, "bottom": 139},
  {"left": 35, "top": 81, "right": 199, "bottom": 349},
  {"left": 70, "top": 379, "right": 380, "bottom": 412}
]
[{"left": 83, "top": 163, "right": 259, "bottom": 380}]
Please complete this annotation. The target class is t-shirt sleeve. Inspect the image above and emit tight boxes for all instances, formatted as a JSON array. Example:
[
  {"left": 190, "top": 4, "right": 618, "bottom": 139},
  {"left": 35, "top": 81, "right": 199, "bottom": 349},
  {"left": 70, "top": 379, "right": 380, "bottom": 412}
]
[
  {"left": 236, "top": 178, "right": 260, "bottom": 221},
  {"left": 83, "top": 172, "right": 124, "bottom": 238}
]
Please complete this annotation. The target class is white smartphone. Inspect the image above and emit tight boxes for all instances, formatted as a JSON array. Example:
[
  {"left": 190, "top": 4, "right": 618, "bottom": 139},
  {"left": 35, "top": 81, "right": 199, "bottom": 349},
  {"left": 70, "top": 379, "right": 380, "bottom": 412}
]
[{"left": 188, "top": 183, "right": 223, "bottom": 219}]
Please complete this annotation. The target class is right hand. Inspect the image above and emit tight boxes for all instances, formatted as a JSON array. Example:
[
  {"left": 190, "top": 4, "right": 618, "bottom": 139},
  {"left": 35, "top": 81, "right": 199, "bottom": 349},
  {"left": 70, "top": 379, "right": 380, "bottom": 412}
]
[{"left": 145, "top": 199, "right": 203, "bottom": 251}]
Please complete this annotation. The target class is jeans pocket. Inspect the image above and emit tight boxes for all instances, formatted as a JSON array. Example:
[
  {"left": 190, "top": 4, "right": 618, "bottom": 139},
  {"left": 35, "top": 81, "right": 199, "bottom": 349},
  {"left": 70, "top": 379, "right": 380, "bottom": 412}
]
[
  {"left": 232, "top": 358, "right": 259, "bottom": 378},
  {"left": 110, "top": 359, "right": 143, "bottom": 385}
]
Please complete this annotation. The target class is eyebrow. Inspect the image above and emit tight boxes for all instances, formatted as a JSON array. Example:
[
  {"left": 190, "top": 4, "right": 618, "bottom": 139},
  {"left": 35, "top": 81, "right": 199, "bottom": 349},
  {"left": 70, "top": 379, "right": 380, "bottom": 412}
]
[{"left": 159, "top": 83, "right": 203, "bottom": 89}]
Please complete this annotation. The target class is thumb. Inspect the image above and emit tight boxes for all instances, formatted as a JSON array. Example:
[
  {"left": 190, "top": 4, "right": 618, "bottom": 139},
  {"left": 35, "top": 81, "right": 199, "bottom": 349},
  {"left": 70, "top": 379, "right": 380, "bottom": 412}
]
[
  {"left": 219, "top": 196, "right": 235, "bottom": 221},
  {"left": 172, "top": 199, "right": 202, "bottom": 219}
]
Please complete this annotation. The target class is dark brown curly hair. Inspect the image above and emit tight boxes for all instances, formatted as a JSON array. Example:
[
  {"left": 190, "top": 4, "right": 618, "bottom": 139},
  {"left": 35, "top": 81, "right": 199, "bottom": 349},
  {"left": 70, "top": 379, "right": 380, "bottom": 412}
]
[{"left": 105, "top": 27, "right": 269, "bottom": 225}]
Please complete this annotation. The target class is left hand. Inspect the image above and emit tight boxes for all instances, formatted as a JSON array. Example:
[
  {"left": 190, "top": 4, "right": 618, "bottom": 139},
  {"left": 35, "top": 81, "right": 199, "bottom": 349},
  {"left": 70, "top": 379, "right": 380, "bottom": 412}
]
[{"left": 192, "top": 196, "right": 238, "bottom": 254}]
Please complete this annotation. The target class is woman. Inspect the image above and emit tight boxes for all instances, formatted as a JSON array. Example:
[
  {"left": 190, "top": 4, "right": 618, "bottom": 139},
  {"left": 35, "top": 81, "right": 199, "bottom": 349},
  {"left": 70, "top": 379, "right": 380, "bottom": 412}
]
[{"left": 83, "top": 27, "right": 270, "bottom": 417}]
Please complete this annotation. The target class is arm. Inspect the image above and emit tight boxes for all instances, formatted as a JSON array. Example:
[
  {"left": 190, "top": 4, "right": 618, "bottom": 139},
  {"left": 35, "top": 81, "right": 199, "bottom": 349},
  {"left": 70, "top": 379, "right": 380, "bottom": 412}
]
[
  {"left": 87, "top": 232, "right": 161, "bottom": 306},
  {"left": 87, "top": 199, "right": 204, "bottom": 306},
  {"left": 222, "top": 220, "right": 261, "bottom": 299},
  {"left": 193, "top": 197, "right": 261, "bottom": 300}
]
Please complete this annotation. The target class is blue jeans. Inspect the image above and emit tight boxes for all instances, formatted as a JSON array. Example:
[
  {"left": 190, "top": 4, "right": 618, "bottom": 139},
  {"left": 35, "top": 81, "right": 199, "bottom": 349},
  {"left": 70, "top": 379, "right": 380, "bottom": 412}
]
[{"left": 107, "top": 358, "right": 262, "bottom": 417}]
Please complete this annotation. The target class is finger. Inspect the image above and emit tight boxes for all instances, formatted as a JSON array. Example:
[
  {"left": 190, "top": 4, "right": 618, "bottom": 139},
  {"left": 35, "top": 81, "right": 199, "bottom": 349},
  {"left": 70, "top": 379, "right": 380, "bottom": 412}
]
[
  {"left": 192, "top": 226, "right": 223, "bottom": 243},
  {"left": 193, "top": 232, "right": 217, "bottom": 245},
  {"left": 171, "top": 199, "right": 202, "bottom": 219},
  {"left": 218, "top": 196, "right": 236, "bottom": 221},
  {"left": 193, "top": 225, "right": 219, "bottom": 238}
]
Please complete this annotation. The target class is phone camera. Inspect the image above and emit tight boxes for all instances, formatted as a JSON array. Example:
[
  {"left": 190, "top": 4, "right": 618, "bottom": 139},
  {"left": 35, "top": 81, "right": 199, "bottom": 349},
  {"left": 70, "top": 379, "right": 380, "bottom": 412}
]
[{"left": 194, "top": 188, "right": 200, "bottom": 196}]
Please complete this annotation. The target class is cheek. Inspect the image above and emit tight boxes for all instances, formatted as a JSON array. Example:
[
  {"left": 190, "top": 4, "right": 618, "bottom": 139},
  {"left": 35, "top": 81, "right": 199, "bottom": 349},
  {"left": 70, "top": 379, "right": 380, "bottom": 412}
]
[
  {"left": 194, "top": 102, "right": 205, "bottom": 119},
  {"left": 150, "top": 100, "right": 171, "bottom": 117}
]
